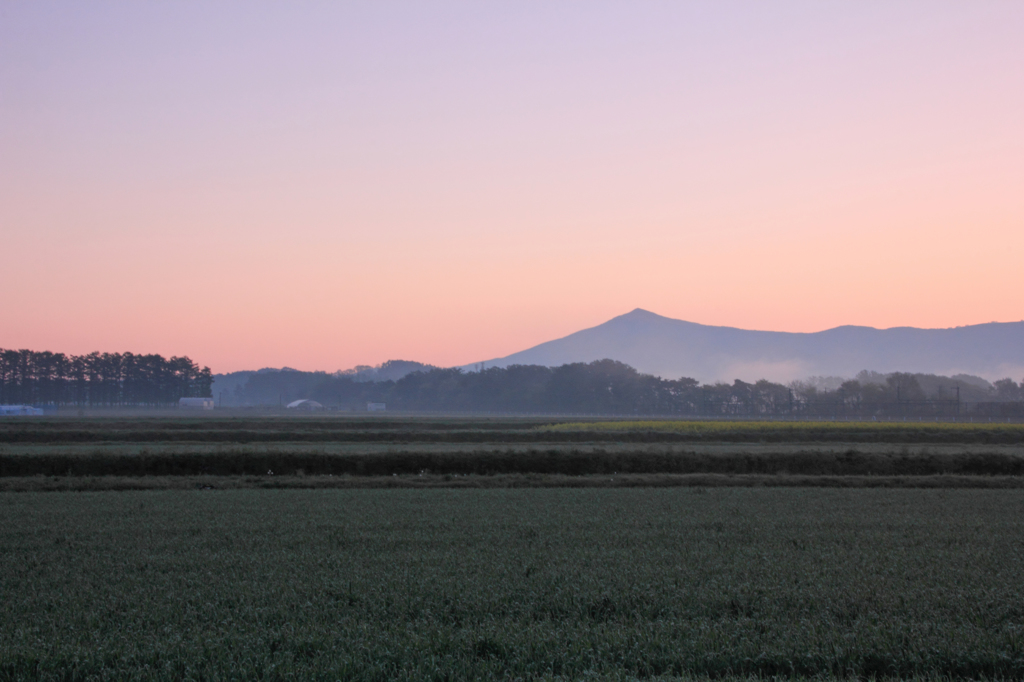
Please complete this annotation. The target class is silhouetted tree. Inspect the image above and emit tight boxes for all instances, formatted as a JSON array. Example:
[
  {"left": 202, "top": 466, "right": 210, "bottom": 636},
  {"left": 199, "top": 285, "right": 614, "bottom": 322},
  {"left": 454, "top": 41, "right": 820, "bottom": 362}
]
[{"left": 0, "top": 348, "right": 212, "bottom": 406}]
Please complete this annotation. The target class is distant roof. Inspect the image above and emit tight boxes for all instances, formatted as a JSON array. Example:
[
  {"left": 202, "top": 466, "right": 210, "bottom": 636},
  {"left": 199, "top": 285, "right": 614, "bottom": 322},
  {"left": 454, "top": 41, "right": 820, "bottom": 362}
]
[{"left": 286, "top": 399, "right": 323, "bottom": 409}]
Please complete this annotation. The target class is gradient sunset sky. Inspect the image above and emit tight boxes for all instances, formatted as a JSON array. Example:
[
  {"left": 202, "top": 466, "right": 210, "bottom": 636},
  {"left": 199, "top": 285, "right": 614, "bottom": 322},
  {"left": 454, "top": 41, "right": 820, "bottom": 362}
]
[{"left": 2, "top": 2, "right": 1023, "bottom": 373}]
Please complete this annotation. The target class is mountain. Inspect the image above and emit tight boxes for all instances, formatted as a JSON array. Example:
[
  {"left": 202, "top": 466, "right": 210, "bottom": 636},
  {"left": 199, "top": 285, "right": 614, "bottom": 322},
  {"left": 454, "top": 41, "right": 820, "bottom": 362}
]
[{"left": 467, "top": 309, "right": 1024, "bottom": 383}]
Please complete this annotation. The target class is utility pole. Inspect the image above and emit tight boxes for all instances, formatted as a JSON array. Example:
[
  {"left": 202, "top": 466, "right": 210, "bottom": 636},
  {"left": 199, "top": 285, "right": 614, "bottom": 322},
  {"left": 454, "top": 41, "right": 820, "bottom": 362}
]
[{"left": 896, "top": 380, "right": 901, "bottom": 419}]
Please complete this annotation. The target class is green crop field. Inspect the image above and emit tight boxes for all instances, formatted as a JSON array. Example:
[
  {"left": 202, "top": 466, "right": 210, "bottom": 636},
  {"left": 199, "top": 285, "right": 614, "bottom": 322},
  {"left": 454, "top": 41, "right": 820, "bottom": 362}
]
[
  {"left": 4, "top": 416, "right": 1024, "bottom": 679},
  {"left": 4, "top": 488, "right": 1024, "bottom": 680}
]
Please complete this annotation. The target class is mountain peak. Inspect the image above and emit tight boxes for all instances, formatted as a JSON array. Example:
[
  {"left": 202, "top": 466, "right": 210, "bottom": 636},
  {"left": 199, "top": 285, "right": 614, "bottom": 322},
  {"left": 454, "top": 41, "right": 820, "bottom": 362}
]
[{"left": 618, "top": 308, "right": 664, "bottom": 320}]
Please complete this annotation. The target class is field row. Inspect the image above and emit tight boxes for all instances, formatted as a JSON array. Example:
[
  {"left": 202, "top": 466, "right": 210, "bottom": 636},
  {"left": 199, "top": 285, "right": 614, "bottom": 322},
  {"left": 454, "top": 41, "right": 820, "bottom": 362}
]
[
  {"left": 6, "top": 440, "right": 1019, "bottom": 457},
  {"left": 4, "top": 416, "right": 1024, "bottom": 444},
  {"left": 5, "top": 472, "right": 1024, "bottom": 493}
]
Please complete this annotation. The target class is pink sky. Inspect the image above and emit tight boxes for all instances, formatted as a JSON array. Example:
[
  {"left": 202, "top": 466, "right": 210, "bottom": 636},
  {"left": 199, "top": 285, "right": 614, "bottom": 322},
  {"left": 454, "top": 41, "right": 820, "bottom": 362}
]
[{"left": 2, "top": 2, "right": 1023, "bottom": 373}]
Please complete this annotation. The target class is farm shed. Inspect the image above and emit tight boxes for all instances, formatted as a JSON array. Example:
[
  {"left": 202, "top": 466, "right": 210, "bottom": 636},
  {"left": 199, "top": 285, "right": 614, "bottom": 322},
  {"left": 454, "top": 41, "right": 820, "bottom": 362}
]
[
  {"left": 178, "top": 397, "right": 214, "bottom": 410},
  {"left": 0, "top": 405, "right": 44, "bottom": 416},
  {"left": 286, "top": 399, "right": 324, "bottom": 411}
]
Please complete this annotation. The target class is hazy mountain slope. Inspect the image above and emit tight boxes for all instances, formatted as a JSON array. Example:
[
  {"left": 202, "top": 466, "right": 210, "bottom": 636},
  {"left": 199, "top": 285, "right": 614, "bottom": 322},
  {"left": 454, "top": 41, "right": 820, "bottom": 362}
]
[{"left": 469, "top": 309, "right": 1024, "bottom": 383}]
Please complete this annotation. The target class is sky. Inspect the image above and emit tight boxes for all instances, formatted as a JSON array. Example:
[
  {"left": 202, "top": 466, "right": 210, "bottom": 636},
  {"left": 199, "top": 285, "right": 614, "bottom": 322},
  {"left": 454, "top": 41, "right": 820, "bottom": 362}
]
[{"left": 2, "top": 2, "right": 1023, "bottom": 373}]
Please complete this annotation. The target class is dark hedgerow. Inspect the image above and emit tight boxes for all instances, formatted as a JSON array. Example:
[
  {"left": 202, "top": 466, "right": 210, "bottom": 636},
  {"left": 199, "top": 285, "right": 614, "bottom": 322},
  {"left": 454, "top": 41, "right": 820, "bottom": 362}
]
[{"left": 4, "top": 447, "right": 1024, "bottom": 478}]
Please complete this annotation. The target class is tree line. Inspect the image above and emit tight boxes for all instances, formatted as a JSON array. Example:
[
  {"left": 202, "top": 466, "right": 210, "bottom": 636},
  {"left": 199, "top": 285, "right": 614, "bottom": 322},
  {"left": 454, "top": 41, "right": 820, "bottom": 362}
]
[
  {"left": 225, "top": 359, "right": 1024, "bottom": 417},
  {"left": 0, "top": 349, "right": 213, "bottom": 407}
]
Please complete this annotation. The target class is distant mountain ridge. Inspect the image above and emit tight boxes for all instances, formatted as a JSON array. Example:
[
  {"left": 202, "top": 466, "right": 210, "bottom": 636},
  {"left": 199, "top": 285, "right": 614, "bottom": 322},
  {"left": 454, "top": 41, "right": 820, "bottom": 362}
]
[{"left": 467, "top": 309, "right": 1024, "bottom": 383}]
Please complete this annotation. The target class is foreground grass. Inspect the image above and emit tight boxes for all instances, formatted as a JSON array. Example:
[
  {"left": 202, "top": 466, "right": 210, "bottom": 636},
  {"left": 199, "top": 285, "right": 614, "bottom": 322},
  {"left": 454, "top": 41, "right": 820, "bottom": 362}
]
[{"left": 3, "top": 488, "right": 1024, "bottom": 680}]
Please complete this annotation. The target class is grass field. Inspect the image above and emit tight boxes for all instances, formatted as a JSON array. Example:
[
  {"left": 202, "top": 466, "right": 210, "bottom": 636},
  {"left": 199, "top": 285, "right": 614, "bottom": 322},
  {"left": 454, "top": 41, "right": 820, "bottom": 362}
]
[{"left": 4, "top": 488, "right": 1024, "bottom": 680}]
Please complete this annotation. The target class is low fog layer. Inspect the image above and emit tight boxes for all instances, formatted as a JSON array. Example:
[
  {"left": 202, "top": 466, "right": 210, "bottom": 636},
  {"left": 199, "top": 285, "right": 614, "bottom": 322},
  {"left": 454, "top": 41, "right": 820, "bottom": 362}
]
[{"left": 211, "top": 359, "right": 1024, "bottom": 415}]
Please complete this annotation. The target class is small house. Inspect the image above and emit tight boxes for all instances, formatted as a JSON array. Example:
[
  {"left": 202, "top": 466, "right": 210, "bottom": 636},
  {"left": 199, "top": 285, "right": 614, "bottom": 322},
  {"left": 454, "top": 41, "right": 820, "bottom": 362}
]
[{"left": 179, "top": 397, "right": 214, "bottom": 410}]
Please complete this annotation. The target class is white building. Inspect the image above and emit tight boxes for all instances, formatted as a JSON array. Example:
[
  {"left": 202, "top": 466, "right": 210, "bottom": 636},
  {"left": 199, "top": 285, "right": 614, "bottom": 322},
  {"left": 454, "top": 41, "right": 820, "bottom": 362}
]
[
  {"left": 0, "top": 405, "right": 44, "bottom": 416},
  {"left": 178, "top": 397, "right": 214, "bottom": 410},
  {"left": 367, "top": 402, "right": 386, "bottom": 412},
  {"left": 286, "top": 399, "right": 324, "bottom": 411}
]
